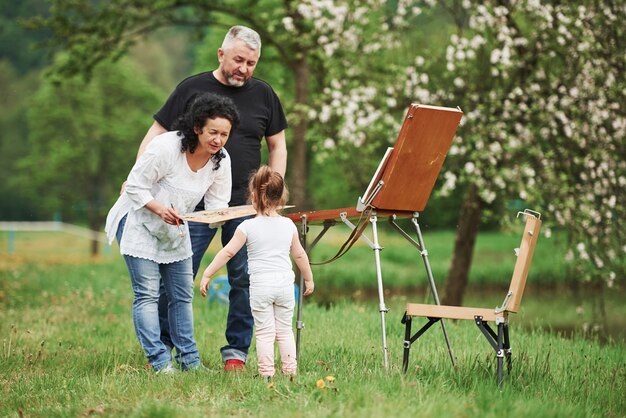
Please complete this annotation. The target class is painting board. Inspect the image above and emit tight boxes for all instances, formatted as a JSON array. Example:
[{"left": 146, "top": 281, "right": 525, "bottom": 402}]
[
  {"left": 182, "top": 205, "right": 294, "bottom": 224},
  {"left": 371, "top": 104, "right": 463, "bottom": 212}
]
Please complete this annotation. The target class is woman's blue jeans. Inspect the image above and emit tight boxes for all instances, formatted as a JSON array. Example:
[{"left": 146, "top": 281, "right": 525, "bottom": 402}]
[
  {"left": 158, "top": 216, "right": 255, "bottom": 363},
  {"left": 117, "top": 216, "right": 200, "bottom": 371}
]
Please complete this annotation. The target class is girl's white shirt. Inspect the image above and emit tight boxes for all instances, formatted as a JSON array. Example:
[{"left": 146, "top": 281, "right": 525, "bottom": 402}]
[
  {"left": 105, "top": 131, "right": 231, "bottom": 264},
  {"left": 237, "top": 216, "right": 298, "bottom": 282}
]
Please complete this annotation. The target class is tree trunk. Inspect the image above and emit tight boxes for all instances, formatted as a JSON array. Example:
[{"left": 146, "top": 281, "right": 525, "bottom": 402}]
[
  {"left": 589, "top": 280, "right": 607, "bottom": 338},
  {"left": 87, "top": 185, "right": 102, "bottom": 257},
  {"left": 88, "top": 213, "right": 100, "bottom": 256},
  {"left": 442, "top": 183, "right": 482, "bottom": 306},
  {"left": 289, "top": 56, "right": 310, "bottom": 210},
  {"left": 90, "top": 233, "right": 100, "bottom": 256}
]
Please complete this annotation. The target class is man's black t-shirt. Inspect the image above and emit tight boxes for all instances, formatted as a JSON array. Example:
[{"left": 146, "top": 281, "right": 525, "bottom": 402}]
[{"left": 154, "top": 71, "right": 288, "bottom": 206}]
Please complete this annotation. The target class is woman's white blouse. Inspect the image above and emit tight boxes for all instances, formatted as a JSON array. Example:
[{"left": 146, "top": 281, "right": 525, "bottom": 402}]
[{"left": 105, "top": 132, "right": 231, "bottom": 263}]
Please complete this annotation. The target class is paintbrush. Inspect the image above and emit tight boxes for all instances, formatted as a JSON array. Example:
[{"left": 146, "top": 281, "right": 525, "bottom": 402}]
[{"left": 171, "top": 204, "right": 185, "bottom": 238}]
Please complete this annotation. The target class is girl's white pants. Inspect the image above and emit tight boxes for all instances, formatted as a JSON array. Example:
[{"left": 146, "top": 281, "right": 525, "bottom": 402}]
[{"left": 249, "top": 271, "right": 297, "bottom": 377}]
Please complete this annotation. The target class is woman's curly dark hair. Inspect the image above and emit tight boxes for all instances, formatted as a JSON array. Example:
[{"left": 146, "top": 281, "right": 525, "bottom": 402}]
[{"left": 172, "top": 93, "right": 240, "bottom": 170}]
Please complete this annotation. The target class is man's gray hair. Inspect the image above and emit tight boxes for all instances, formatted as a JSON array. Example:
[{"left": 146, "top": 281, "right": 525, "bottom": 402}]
[{"left": 222, "top": 26, "right": 262, "bottom": 54}]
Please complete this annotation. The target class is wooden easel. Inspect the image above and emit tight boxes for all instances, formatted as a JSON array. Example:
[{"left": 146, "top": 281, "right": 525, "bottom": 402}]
[{"left": 285, "top": 104, "right": 464, "bottom": 368}]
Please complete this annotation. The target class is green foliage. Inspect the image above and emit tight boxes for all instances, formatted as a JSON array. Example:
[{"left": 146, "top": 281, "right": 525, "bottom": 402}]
[
  {"left": 0, "top": 60, "right": 44, "bottom": 220},
  {"left": 127, "top": 28, "right": 197, "bottom": 92},
  {"left": 308, "top": 155, "right": 358, "bottom": 209},
  {"left": 1, "top": 259, "right": 624, "bottom": 417},
  {"left": 0, "top": 0, "right": 51, "bottom": 72},
  {"left": 15, "top": 56, "right": 163, "bottom": 225}
]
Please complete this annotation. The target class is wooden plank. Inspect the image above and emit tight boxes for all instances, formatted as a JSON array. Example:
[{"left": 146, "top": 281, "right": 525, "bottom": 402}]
[
  {"left": 506, "top": 214, "right": 542, "bottom": 313},
  {"left": 372, "top": 104, "right": 463, "bottom": 212},
  {"left": 405, "top": 211, "right": 540, "bottom": 321},
  {"left": 406, "top": 303, "right": 503, "bottom": 322},
  {"left": 182, "top": 205, "right": 294, "bottom": 224}
]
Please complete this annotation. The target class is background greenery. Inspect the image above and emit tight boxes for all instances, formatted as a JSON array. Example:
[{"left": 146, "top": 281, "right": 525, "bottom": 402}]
[
  {"left": 0, "top": 0, "right": 463, "bottom": 224},
  {"left": 3, "top": 1, "right": 623, "bottom": 294},
  {"left": 0, "top": 2, "right": 624, "bottom": 415}
]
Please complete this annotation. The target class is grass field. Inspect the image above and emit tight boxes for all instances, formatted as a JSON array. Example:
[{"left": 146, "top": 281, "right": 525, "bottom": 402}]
[{"left": 1, "top": 230, "right": 625, "bottom": 417}]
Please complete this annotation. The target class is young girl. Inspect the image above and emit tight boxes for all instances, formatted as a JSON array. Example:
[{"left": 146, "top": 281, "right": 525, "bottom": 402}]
[{"left": 200, "top": 166, "right": 314, "bottom": 378}]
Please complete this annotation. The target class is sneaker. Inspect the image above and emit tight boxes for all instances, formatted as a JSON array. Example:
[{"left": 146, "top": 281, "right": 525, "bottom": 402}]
[
  {"left": 155, "top": 364, "right": 178, "bottom": 375},
  {"left": 223, "top": 359, "right": 245, "bottom": 371}
]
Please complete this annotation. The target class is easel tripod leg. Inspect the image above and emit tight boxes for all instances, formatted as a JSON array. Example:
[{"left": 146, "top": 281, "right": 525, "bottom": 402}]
[
  {"left": 412, "top": 216, "right": 456, "bottom": 368},
  {"left": 370, "top": 214, "right": 389, "bottom": 369},
  {"left": 475, "top": 316, "right": 507, "bottom": 387},
  {"left": 295, "top": 216, "right": 307, "bottom": 359}
]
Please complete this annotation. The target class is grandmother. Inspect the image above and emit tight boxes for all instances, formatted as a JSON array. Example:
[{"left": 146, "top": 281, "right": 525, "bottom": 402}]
[{"left": 105, "top": 93, "right": 239, "bottom": 373}]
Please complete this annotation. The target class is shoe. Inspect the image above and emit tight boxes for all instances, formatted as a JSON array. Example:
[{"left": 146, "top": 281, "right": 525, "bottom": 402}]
[
  {"left": 223, "top": 359, "right": 245, "bottom": 371},
  {"left": 155, "top": 364, "right": 178, "bottom": 375}
]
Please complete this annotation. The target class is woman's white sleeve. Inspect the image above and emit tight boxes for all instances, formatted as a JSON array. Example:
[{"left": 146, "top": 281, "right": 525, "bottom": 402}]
[
  {"left": 125, "top": 141, "right": 170, "bottom": 210},
  {"left": 204, "top": 155, "right": 232, "bottom": 210}
]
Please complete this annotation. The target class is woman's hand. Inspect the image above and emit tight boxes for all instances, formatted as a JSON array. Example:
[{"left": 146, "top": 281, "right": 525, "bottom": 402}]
[
  {"left": 160, "top": 205, "right": 183, "bottom": 226},
  {"left": 146, "top": 200, "right": 183, "bottom": 226},
  {"left": 199, "top": 274, "right": 211, "bottom": 298}
]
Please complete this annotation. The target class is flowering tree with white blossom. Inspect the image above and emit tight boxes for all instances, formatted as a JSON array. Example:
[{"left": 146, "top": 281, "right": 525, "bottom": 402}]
[
  {"left": 415, "top": 0, "right": 626, "bottom": 308},
  {"left": 304, "top": 0, "right": 625, "bottom": 310}
]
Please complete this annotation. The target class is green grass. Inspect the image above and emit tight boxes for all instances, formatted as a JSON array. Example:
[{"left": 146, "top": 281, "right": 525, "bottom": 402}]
[{"left": 1, "top": 260, "right": 625, "bottom": 417}]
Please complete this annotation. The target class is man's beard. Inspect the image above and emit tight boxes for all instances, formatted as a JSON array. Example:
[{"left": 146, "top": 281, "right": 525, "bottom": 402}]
[{"left": 222, "top": 69, "right": 249, "bottom": 87}]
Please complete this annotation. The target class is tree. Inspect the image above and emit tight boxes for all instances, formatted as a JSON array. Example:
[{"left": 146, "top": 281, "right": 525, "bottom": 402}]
[
  {"left": 395, "top": 1, "right": 626, "bottom": 306},
  {"left": 27, "top": 0, "right": 412, "bottom": 211},
  {"left": 17, "top": 57, "right": 163, "bottom": 255},
  {"left": 300, "top": 0, "right": 625, "bottom": 308},
  {"left": 0, "top": 0, "right": 55, "bottom": 220}
]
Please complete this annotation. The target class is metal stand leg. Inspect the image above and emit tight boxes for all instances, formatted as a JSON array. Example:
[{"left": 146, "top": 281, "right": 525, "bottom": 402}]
[
  {"left": 503, "top": 323, "right": 511, "bottom": 375},
  {"left": 370, "top": 213, "right": 389, "bottom": 369},
  {"left": 412, "top": 216, "right": 456, "bottom": 368},
  {"left": 295, "top": 215, "right": 307, "bottom": 359},
  {"left": 496, "top": 322, "right": 504, "bottom": 387},
  {"left": 475, "top": 316, "right": 506, "bottom": 387},
  {"left": 401, "top": 315, "right": 440, "bottom": 373},
  {"left": 402, "top": 313, "right": 412, "bottom": 372}
]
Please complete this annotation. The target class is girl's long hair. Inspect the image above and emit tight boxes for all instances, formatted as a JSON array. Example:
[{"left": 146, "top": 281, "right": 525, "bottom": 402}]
[{"left": 248, "top": 166, "right": 288, "bottom": 215}]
